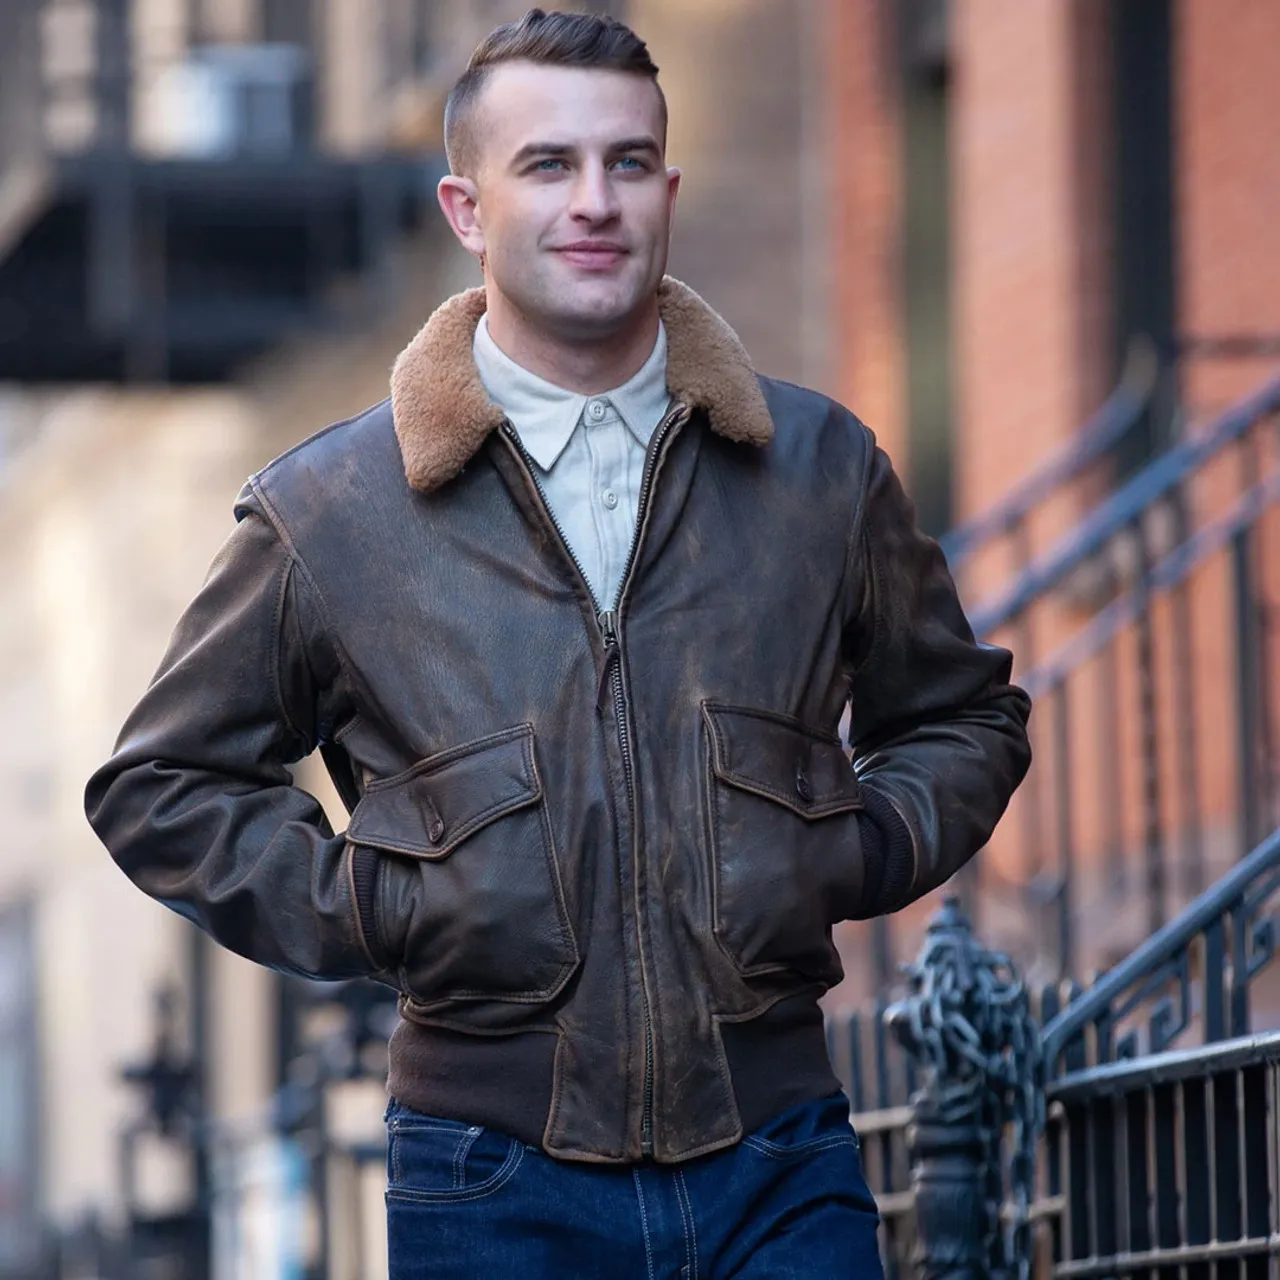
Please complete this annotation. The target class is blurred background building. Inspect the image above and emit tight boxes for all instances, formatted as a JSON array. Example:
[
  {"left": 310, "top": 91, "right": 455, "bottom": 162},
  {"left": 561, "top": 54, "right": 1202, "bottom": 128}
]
[{"left": 0, "top": 1, "right": 1277, "bottom": 1276}]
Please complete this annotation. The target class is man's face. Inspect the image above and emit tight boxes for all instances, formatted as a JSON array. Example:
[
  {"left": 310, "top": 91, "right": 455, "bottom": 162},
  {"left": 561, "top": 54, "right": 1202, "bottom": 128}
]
[{"left": 451, "top": 62, "right": 679, "bottom": 340}]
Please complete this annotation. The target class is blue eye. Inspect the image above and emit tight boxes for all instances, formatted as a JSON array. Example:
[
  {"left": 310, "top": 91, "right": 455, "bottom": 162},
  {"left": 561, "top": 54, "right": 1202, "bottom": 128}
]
[
  {"left": 536, "top": 159, "right": 564, "bottom": 171},
  {"left": 614, "top": 156, "right": 643, "bottom": 171}
]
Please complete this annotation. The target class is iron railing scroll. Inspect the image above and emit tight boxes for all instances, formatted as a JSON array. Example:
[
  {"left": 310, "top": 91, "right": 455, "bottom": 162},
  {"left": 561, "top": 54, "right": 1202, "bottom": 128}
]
[
  {"left": 885, "top": 900, "right": 1044, "bottom": 1280},
  {"left": 1040, "top": 824, "right": 1280, "bottom": 1073},
  {"left": 884, "top": 826, "right": 1280, "bottom": 1279}
]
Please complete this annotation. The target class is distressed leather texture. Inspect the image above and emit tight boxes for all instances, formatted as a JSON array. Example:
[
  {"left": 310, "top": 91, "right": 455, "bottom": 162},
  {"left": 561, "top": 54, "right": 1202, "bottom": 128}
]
[{"left": 86, "top": 293, "right": 1031, "bottom": 1164}]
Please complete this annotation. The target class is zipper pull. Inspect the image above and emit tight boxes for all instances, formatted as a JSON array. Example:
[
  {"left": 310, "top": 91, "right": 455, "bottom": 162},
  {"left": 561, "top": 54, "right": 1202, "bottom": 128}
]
[
  {"left": 599, "top": 610, "right": 618, "bottom": 649},
  {"left": 596, "top": 611, "right": 619, "bottom": 714}
]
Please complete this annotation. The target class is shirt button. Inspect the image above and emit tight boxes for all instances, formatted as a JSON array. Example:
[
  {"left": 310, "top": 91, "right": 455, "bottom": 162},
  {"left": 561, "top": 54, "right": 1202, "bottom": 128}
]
[
  {"left": 588, "top": 399, "right": 607, "bottom": 421},
  {"left": 602, "top": 488, "right": 619, "bottom": 509}
]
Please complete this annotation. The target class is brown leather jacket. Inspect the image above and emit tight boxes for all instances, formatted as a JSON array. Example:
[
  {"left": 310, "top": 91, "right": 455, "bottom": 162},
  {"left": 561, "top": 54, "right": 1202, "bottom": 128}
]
[{"left": 85, "top": 278, "right": 1031, "bottom": 1164}]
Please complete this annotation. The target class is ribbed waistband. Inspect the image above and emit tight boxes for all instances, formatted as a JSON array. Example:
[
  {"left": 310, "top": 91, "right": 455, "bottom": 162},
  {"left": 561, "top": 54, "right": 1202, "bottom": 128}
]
[{"left": 385, "top": 992, "right": 841, "bottom": 1161}]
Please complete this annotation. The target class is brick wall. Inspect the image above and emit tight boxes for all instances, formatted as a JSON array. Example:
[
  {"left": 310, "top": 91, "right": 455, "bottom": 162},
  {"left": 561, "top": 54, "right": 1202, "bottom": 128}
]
[
  {"left": 952, "top": 0, "right": 1112, "bottom": 537},
  {"left": 821, "top": 0, "right": 1280, "bottom": 987},
  {"left": 1176, "top": 0, "right": 1280, "bottom": 410},
  {"left": 823, "top": 0, "right": 908, "bottom": 465}
]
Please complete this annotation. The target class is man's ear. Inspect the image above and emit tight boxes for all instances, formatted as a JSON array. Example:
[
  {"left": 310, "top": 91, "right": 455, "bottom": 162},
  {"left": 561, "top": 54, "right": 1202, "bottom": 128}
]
[{"left": 437, "top": 175, "right": 485, "bottom": 258}]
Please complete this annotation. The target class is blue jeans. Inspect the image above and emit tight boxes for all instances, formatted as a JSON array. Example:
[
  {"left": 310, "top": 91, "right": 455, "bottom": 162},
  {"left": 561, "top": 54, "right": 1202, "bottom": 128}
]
[{"left": 384, "top": 1092, "right": 883, "bottom": 1278}]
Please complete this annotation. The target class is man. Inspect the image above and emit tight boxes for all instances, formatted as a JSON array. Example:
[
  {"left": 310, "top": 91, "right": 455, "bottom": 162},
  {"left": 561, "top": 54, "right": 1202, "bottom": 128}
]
[{"left": 87, "top": 9, "right": 1031, "bottom": 1277}]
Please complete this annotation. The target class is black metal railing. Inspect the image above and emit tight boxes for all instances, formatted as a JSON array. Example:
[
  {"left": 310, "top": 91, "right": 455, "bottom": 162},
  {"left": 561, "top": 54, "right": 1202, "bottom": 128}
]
[
  {"left": 1039, "top": 825, "right": 1280, "bottom": 1070},
  {"left": 939, "top": 337, "right": 1159, "bottom": 593},
  {"left": 1036, "top": 825, "right": 1280, "bottom": 1278},
  {"left": 0, "top": 0, "right": 448, "bottom": 382},
  {"left": 1047, "top": 1032, "right": 1279, "bottom": 1278},
  {"left": 856, "top": 818, "right": 1280, "bottom": 1278},
  {"left": 961, "top": 372, "right": 1280, "bottom": 979},
  {"left": 825, "top": 1002, "right": 918, "bottom": 1278}
]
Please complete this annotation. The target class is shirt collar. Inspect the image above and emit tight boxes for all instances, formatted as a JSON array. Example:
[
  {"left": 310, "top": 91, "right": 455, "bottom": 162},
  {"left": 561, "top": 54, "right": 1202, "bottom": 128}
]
[
  {"left": 604, "top": 322, "right": 671, "bottom": 447},
  {"left": 472, "top": 315, "right": 670, "bottom": 472}
]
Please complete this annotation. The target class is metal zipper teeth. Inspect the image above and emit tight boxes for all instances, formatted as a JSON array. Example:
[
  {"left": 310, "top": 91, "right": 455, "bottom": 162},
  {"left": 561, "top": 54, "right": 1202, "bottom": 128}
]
[
  {"left": 601, "top": 401, "right": 690, "bottom": 1156},
  {"left": 503, "top": 402, "right": 690, "bottom": 1158},
  {"left": 609, "top": 400, "right": 690, "bottom": 616},
  {"left": 500, "top": 422, "right": 600, "bottom": 604}
]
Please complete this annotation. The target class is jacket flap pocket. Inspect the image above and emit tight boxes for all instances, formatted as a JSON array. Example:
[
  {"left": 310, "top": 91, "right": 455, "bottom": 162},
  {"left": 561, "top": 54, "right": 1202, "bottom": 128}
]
[
  {"left": 347, "top": 725, "right": 542, "bottom": 859},
  {"left": 702, "top": 703, "right": 862, "bottom": 820}
]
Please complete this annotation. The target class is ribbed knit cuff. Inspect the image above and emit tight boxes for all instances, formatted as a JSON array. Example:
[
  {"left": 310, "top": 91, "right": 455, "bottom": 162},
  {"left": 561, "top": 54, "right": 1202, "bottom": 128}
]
[
  {"left": 349, "top": 844, "right": 389, "bottom": 968},
  {"left": 857, "top": 787, "right": 916, "bottom": 915}
]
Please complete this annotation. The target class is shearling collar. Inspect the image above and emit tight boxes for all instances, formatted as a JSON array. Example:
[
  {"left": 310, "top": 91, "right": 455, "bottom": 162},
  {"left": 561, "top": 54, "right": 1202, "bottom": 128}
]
[{"left": 390, "top": 276, "right": 774, "bottom": 493}]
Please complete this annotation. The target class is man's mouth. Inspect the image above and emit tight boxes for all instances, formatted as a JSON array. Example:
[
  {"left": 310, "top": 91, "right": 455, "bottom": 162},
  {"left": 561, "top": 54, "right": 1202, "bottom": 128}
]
[{"left": 555, "top": 243, "right": 629, "bottom": 270}]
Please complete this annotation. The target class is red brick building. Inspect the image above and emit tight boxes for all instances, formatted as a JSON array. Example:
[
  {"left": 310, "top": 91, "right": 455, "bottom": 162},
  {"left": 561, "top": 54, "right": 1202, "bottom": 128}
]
[
  {"left": 828, "top": 0, "right": 1280, "bottom": 504},
  {"left": 821, "top": 0, "right": 1280, "bottom": 987}
]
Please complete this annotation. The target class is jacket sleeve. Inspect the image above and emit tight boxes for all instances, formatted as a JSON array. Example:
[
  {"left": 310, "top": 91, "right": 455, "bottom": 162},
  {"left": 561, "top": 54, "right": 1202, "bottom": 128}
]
[
  {"left": 84, "top": 488, "right": 379, "bottom": 980},
  {"left": 844, "top": 440, "right": 1032, "bottom": 917}
]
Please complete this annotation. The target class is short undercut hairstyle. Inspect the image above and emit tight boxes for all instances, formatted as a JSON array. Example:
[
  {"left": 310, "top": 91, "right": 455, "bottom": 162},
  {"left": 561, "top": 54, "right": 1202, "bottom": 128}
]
[{"left": 444, "top": 8, "right": 665, "bottom": 176}]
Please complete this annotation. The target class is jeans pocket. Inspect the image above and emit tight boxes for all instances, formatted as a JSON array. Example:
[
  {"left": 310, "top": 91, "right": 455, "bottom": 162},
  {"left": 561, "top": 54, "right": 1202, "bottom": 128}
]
[
  {"left": 741, "top": 1095, "right": 880, "bottom": 1222},
  {"left": 741, "top": 1092, "right": 861, "bottom": 1162},
  {"left": 742, "top": 1130, "right": 859, "bottom": 1161},
  {"left": 385, "top": 1103, "right": 523, "bottom": 1204}
]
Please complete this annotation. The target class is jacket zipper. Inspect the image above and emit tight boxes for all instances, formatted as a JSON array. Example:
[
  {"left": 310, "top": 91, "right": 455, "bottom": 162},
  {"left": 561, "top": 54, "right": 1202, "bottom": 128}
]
[
  {"left": 500, "top": 422, "right": 599, "bottom": 603},
  {"left": 593, "top": 401, "right": 688, "bottom": 1156},
  {"left": 502, "top": 402, "right": 689, "bottom": 1158}
]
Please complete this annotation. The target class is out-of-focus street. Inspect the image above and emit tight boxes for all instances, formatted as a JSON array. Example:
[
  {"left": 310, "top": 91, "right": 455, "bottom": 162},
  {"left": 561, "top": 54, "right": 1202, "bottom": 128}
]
[{"left": 1, "top": 2, "right": 1279, "bottom": 1276}]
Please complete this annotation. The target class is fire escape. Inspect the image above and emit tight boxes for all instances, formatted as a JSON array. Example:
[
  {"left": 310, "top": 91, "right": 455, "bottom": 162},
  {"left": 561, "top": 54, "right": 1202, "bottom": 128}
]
[{"left": 0, "top": 0, "right": 441, "bottom": 384}]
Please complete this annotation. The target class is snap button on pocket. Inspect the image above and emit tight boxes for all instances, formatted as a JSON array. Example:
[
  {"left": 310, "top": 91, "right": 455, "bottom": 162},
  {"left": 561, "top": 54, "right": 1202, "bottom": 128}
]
[
  {"left": 420, "top": 793, "right": 445, "bottom": 845},
  {"left": 794, "top": 762, "right": 814, "bottom": 804}
]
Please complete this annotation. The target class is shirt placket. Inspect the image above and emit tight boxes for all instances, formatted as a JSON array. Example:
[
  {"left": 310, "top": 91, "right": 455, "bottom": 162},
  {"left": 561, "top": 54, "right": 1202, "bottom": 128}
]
[{"left": 584, "top": 399, "right": 633, "bottom": 609}]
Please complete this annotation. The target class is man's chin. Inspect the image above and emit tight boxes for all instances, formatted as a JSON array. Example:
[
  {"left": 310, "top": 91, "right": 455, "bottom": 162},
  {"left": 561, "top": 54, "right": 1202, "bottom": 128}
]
[{"left": 545, "top": 278, "right": 655, "bottom": 338}]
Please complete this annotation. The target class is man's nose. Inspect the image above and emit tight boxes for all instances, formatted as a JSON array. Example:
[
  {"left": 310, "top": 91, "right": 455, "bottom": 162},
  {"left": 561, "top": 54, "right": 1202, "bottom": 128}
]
[{"left": 569, "top": 163, "right": 621, "bottom": 222}]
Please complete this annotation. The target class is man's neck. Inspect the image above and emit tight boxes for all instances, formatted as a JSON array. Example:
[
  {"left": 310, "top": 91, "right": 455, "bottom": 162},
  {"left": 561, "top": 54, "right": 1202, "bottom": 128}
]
[{"left": 483, "top": 291, "right": 661, "bottom": 395}]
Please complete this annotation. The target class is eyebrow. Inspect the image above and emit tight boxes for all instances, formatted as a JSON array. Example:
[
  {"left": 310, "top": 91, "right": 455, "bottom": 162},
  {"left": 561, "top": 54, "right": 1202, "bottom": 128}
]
[{"left": 509, "top": 137, "right": 662, "bottom": 168}]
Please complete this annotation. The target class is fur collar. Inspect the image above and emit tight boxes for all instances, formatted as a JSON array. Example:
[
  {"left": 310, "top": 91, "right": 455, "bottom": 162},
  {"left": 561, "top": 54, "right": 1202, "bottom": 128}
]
[{"left": 390, "top": 276, "right": 773, "bottom": 493}]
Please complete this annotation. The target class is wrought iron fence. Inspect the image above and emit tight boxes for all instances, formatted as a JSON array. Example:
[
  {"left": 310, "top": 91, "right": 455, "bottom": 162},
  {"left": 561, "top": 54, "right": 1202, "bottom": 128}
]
[
  {"left": 826, "top": 1000, "right": 918, "bottom": 1279},
  {"left": 1048, "top": 1031, "right": 1279, "bottom": 1278},
  {"left": 853, "top": 820, "right": 1280, "bottom": 1279}
]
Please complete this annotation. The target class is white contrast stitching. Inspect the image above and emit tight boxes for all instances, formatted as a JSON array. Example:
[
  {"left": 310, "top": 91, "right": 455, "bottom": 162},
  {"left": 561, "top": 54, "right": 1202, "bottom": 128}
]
[
  {"left": 385, "top": 1141, "right": 523, "bottom": 1204},
  {"left": 741, "top": 1133, "right": 857, "bottom": 1161},
  {"left": 674, "top": 1170, "right": 698, "bottom": 1280},
  {"left": 633, "top": 1170, "right": 656, "bottom": 1280}
]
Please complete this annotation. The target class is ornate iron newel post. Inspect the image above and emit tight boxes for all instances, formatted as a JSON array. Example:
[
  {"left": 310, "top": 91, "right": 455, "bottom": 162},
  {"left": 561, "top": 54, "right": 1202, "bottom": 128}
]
[{"left": 886, "top": 899, "right": 1044, "bottom": 1280}]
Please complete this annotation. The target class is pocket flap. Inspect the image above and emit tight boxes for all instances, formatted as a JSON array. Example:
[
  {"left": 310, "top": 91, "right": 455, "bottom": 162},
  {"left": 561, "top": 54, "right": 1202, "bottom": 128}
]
[
  {"left": 702, "top": 703, "right": 863, "bottom": 820},
  {"left": 347, "top": 725, "right": 542, "bottom": 859}
]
